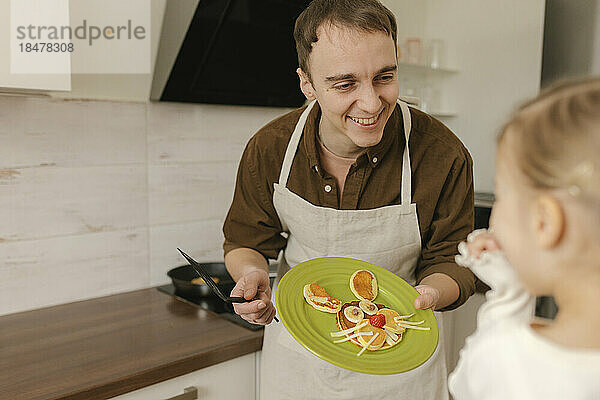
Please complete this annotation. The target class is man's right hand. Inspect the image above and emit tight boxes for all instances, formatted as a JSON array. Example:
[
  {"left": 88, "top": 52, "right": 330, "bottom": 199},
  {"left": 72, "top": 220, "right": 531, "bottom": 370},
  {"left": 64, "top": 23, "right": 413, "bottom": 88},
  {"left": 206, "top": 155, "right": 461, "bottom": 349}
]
[{"left": 230, "top": 268, "right": 276, "bottom": 325}]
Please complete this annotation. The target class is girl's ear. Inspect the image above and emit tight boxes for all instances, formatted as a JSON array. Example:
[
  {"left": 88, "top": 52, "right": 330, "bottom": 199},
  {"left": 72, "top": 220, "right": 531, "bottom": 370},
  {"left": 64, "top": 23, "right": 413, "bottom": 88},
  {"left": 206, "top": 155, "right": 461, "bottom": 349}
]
[
  {"left": 297, "top": 68, "right": 316, "bottom": 101},
  {"left": 532, "top": 194, "right": 565, "bottom": 248}
]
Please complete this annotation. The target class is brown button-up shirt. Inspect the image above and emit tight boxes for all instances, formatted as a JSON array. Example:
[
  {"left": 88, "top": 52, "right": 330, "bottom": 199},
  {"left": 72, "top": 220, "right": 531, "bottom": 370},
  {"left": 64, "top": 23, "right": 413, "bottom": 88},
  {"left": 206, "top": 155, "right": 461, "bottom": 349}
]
[{"left": 223, "top": 103, "right": 475, "bottom": 310}]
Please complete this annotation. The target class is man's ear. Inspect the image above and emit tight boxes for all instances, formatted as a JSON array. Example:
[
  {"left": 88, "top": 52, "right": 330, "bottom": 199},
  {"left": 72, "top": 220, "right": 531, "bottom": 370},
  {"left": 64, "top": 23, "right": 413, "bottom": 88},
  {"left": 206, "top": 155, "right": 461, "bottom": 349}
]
[
  {"left": 532, "top": 194, "right": 565, "bottom": 248},
  {"left": 297, "top": 68, "right": 316, "bottom": 101}
]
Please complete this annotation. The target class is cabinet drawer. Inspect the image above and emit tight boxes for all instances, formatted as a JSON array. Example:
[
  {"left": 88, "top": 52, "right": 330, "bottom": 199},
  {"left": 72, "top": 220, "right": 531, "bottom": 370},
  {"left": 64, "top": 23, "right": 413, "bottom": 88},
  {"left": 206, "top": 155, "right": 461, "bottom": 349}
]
[{"left": 109, "top": 353, "right": 255, "bottom": 400}]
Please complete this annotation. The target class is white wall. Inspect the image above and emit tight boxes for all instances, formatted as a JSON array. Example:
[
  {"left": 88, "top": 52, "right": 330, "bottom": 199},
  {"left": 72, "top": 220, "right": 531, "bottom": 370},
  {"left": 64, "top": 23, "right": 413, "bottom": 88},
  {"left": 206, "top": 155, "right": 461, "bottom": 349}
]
[
  {"left": 0, "top": 95, "right": 288, "bottom": 315},
  {"left": 381, "top": 0, "right": 427, "bottom": 40},
  {"left": 384, "top": 0, "right": 545, "bottom": 193}
]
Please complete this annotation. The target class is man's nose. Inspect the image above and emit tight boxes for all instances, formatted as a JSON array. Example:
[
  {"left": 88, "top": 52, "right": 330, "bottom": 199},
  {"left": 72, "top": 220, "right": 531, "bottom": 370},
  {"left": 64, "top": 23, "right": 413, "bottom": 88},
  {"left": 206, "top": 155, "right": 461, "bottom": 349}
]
[{"left": 356, "top": 84, "right": 382, "bottom": 114}]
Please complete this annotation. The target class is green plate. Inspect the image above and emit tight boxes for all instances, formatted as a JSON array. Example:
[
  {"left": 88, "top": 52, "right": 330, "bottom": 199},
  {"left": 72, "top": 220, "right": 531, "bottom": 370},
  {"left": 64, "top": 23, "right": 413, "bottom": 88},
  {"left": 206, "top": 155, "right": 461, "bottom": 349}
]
[{"left": 276, "top": 257, "right": 438, "bottom": 375}]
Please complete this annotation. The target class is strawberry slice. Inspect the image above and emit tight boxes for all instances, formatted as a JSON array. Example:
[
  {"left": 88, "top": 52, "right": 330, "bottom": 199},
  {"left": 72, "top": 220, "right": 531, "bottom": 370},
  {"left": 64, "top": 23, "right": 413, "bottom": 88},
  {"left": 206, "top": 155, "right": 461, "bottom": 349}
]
[{"left": 369, "top": 314, "right": 385, "bottom": 328}]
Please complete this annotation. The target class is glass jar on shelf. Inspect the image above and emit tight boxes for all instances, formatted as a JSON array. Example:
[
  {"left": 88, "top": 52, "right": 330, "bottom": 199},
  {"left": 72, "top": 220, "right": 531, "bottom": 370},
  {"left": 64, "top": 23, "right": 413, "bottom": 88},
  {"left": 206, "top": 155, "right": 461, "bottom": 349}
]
[{"left": 426, "top": 39, "right": 445, "bottom": 69}]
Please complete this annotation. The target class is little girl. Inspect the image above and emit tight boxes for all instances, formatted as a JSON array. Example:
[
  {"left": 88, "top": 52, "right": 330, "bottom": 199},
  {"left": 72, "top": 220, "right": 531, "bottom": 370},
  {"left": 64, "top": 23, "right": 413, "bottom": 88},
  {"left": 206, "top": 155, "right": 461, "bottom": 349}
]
[{"left": 449, "top": 77, "right": 600, "bottom": 399}]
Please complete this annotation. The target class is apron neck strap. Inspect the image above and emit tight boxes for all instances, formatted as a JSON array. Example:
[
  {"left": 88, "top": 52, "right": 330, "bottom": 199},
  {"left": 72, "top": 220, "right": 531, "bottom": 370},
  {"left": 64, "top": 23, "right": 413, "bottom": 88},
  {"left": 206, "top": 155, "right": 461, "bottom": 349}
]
[
  {"left": 397, "top": 99, "right": 413, "bottom": 205},
  {"left": 278, "top": 99, "right": 413, "bottom": 206},
  {"left": 278, "top": 100, "right": 316, "bottom": 186}
]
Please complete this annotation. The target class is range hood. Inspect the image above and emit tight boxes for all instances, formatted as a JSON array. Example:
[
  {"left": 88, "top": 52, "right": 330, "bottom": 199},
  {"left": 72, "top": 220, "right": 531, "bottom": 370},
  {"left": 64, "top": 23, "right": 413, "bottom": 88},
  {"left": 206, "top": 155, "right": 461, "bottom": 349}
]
[{"left": 151, "top": 0, "right": 309, "bottom": 107}]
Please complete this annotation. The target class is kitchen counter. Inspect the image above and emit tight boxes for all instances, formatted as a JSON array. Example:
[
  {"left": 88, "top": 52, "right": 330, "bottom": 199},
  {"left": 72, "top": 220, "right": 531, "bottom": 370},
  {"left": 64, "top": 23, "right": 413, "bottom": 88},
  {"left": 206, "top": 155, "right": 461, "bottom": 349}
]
[{"left": 0, "top": 288, "right": 264, "bottom": 400}]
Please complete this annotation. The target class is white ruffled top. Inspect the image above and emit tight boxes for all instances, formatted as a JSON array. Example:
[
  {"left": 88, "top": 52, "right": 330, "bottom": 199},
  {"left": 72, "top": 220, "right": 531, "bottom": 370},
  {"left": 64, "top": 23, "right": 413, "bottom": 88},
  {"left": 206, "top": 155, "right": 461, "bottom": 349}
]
[{"left": 448, "top": 230, "right": 600, "bottom": 400}]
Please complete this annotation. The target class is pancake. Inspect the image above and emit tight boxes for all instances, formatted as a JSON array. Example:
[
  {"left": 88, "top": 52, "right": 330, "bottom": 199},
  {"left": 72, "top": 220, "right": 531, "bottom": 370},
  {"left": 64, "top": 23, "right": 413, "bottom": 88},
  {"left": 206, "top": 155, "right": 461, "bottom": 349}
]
[
  {"left": 349, "top": 269, "right": 378, "bottom": 301},
  {"left": 336, "top": 301, "right": 403, "bottom": 350},
  {"left": 304, "top": 283, "right": 333, "bottom": 298},
  {"left": 356, "top": 319, "right": 386, "bottom": 350},
  {"left": 303, "top": 284, "right": 342, "bottom": 313}
]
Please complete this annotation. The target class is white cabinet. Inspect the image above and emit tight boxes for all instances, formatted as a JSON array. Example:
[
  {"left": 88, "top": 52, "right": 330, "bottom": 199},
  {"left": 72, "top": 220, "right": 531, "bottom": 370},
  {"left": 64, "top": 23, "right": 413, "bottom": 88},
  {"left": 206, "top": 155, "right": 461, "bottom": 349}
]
[
  {"left": 0, "top": 0, "right": 70, "bottom": 92},
  {"left": 109, "top": 353, "right": 256, "bottom": 400}
]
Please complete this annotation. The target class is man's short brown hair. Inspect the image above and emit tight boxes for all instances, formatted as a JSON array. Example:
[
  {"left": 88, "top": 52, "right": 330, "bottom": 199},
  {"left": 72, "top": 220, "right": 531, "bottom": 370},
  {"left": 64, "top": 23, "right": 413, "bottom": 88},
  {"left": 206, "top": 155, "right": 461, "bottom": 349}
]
[{"left": 294, "top": 0, "right": 397, "bottom": 80}]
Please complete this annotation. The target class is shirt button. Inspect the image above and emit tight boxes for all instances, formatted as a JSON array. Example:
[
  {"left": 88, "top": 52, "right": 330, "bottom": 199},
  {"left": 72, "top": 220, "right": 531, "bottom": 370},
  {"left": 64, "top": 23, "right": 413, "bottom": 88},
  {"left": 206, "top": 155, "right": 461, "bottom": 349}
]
[
  {"left": 324, "top": 184, "right": 332, "bottom": 193},
  {"left": 372, "top": 157, "right": 378, "bottom": 163}
]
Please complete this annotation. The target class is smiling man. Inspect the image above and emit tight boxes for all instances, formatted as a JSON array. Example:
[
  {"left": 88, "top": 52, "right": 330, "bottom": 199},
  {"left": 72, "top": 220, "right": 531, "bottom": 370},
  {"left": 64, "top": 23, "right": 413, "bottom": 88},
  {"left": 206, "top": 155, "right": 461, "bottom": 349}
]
[
  {"left": 222, "top": 0, "right": 475, "bottom": 398},
  {"left": 298, "top": 27, "right": 399, "bottom": 156}
]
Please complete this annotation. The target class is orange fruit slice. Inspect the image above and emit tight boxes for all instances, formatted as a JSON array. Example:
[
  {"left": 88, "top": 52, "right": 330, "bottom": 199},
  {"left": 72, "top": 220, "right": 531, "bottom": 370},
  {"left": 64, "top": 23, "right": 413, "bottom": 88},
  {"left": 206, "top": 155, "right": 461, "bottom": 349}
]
[{"left": 377, "top": 308, "right": 406, "bottom": 334}]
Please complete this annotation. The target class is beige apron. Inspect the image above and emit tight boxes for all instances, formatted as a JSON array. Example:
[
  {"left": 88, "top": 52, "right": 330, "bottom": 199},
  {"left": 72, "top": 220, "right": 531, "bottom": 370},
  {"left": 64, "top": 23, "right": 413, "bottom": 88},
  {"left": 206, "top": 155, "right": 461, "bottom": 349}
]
[{"left": 259, "top": 100, "right": 449, "bottom": 400}]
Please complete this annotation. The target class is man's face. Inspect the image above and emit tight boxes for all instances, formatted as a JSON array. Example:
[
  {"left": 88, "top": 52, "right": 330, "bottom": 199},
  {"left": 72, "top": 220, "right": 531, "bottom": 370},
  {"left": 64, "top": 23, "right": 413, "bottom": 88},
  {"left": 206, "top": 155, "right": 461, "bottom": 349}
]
[{"left": 299, "top": 26, "right": 399, "bottom": 156}]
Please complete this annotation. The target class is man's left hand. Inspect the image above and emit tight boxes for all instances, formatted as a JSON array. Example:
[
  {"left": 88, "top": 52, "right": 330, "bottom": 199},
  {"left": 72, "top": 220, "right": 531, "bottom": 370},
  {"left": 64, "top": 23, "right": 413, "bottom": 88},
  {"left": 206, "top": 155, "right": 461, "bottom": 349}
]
[
  {"left": 413, "top": 273, "right": 460, "bottom": 310},
  {"left": 414, "top": 284, "right": 441, "bottom": 310}
]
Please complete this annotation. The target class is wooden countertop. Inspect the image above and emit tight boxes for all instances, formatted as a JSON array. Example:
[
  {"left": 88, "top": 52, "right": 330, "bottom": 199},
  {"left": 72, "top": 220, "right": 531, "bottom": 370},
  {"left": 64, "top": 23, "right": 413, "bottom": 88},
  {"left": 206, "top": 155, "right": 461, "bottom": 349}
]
[{"left": 0, "top": 288, "right": 264, "bottom": 400}]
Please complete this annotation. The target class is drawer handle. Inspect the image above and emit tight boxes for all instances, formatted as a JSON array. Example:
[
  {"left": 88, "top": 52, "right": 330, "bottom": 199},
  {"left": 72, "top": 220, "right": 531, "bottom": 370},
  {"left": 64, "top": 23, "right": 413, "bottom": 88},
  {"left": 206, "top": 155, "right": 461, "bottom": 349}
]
[{"left": 165, "top": 386, "right": 198, "bottom": 400}]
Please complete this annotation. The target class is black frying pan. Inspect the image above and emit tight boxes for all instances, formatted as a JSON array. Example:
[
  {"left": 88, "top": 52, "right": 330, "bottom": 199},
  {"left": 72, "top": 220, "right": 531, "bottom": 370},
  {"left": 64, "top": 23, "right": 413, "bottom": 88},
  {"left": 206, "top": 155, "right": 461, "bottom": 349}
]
[{"left": 167, "top": 263, "right": 236, "bottom": 299}]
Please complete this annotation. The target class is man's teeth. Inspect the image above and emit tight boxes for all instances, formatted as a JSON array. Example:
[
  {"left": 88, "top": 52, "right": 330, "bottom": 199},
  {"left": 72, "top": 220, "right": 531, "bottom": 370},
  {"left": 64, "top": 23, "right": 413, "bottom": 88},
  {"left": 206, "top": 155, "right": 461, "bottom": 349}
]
[{"left": 349, "top": 115, "right": 378, "bottom": 125}]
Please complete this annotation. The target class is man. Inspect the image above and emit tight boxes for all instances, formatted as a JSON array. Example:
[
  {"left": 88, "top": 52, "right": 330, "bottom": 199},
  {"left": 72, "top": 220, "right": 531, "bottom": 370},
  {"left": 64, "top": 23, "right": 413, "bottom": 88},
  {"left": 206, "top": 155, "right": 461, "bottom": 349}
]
[{"left": 223, "top": 0, "right": 475, "bottom": 398}]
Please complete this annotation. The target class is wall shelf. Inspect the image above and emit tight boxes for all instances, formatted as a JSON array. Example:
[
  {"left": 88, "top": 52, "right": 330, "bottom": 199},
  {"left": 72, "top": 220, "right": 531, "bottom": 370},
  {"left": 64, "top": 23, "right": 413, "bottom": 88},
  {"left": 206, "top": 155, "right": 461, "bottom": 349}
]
[
  {"left": 397, "top": 60, "right": 460, "bottom": 119},
  {"left": 430, "top": 111, "right": 457, "bottom": 118},
  {"left": 397, "top": 62, "right": 459, "bottom": 74}
]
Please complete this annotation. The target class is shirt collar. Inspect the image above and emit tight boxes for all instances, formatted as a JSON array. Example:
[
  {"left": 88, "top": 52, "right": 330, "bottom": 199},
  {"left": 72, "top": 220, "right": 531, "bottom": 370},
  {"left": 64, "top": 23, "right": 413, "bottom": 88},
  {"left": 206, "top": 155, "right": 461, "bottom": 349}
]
[{"left": 301, "top": 102, "right": 403, "bottom": 173}]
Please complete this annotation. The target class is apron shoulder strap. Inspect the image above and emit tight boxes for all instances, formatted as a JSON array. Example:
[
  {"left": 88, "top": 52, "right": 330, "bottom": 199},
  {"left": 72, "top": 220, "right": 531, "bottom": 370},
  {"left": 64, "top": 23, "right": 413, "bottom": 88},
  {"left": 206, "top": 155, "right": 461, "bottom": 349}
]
[
  {"left": 278, "top": 100, "right": 317, "bottom": 186},
  {"left": 397, "top": 100, "right": 413, "bottom": 205}
]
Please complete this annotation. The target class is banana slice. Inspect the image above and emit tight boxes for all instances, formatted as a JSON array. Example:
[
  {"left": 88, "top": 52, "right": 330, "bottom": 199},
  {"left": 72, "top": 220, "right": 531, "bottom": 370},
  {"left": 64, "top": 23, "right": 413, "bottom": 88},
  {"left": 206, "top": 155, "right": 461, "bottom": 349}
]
[
  {"left": 385, "top": 330, "right": 400, "bottom": 346},
  {"left": 358, "top": 300, "right": 378, "bottom": 315},
  {"left": 343, "top": 306, "right": 364, "bottom": 323}
]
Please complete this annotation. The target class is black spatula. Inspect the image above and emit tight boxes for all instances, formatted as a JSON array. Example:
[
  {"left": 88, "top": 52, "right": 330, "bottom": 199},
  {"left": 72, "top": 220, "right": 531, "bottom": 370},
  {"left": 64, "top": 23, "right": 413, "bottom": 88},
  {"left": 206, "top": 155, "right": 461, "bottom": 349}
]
[{"left": 177, "top": 248, "right": 278, "bottom": 322}]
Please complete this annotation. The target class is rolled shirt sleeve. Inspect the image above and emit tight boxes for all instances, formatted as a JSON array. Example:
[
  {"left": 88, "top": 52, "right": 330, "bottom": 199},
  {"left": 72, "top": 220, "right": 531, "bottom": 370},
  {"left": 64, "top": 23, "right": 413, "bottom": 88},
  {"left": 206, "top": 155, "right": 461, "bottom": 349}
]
[
  {"left": 223, "top": 135, "right": 287, "bottom": 260},
  {"left": 415, "top": 153, "right": 476, "bottom": 310}
]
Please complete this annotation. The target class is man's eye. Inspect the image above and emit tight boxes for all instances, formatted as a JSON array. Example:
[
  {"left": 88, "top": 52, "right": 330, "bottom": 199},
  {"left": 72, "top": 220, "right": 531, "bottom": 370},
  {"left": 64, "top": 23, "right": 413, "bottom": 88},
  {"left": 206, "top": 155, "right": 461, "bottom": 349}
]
[
  {"left": 376, "top": 74, "right": 394, "bottom": 83},
  {"left": 334, "top": 82, "right": 354, "bottom": 91}
]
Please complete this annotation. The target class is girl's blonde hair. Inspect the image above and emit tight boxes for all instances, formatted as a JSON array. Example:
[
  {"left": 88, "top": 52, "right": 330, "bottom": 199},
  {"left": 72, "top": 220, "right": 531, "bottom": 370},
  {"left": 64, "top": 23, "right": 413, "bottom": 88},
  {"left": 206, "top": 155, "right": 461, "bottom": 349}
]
[{"left": 498, "top": 77, "right": 600, "bottom": 202}]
